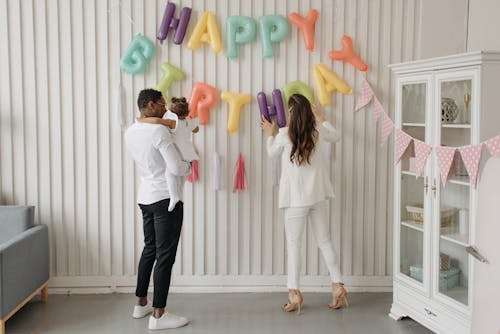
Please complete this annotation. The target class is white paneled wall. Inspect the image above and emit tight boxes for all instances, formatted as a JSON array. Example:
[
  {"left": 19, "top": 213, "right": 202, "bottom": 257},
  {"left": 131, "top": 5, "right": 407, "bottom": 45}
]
[{"left": 0, "top": 0, "right": 421, "bottom": 292}]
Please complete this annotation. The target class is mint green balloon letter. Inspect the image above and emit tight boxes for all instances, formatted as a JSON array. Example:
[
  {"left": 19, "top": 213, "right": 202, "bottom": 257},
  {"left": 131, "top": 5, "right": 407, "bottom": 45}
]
[
  {"left": 120, "top": 34, "right": 155, "bottom": 74},
  {"left": 259, "top": 15, "right": 288, "bottom": 58},
  {"left": 226, "top": 16, "right": 256, "bottom": 59}
]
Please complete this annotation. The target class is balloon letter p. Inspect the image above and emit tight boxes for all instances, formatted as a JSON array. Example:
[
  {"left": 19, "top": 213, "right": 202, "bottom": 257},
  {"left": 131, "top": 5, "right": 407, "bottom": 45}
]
[{"left": 226, "top": 16, "right": 256, "bottom": 59}]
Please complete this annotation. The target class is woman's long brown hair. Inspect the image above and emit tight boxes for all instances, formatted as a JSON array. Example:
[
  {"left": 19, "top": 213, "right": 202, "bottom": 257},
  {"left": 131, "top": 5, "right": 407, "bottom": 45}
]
[{"left": 288, "top": 94, "right": 318, "bottom": 166}]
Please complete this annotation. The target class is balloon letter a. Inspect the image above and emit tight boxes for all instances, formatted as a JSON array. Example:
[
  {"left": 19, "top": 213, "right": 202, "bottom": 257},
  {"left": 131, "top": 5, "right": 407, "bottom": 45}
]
[
  {"left": 187, "top": 11, "right": 222, "bottom": 54},
  {"left": 313, "top": 64, "right": 352, "bottom": 106}
]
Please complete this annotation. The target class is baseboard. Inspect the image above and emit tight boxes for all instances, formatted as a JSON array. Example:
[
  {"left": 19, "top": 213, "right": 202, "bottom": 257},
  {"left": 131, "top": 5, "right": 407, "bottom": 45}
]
[{"left": 48, "top": 275, "right": 392, "bottom": 294}]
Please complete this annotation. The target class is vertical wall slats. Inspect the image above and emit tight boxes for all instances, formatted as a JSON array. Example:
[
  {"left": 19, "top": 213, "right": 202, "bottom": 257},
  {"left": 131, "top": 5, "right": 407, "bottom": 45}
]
[{"left": 0, "top": 0, "right": 421, "bottom": 283}]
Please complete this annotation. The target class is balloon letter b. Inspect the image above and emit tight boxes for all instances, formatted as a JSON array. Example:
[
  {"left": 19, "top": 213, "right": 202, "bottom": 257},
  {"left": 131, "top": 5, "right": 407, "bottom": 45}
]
[
  {"left": 187, "top": 11, "right": 222, "bottom": 54},
  {"left": 221, "top": 91, "right": 252, "bottom": 135},
  {"left": 313, "top": 63, "right": 352, "bottom": 106},
  {"left": 188, "top": 83, "right": 217, "bottom": 125},
  {"left": 155, "top": 62, "right": 185, "bottom": 100},
  {"left": 258, "top": 15, "right": 288, "bottom": 58},
  {"left": 226, "top": 16, "right": 257, "bottom": 59},
  {"left": 282, "top": 81, "right": 314, "bottom": 105},
  {"left": 120, "top": 34, "right": 155, "bottom": 74},
  {"left": 288, "top": 9, "right": 318, "bottom": 51}
]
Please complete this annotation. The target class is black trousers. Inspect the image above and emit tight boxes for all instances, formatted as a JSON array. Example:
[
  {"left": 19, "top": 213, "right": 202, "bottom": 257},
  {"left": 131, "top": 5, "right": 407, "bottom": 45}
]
[{"left": 136, "top": 199, "right": 183, "bottom": 308}]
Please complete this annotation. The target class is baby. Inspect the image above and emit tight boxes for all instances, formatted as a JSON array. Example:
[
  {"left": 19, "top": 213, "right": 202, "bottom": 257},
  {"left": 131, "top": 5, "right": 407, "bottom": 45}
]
[{"left": 140, "top": 97, "right": 199, "bottom": 211}]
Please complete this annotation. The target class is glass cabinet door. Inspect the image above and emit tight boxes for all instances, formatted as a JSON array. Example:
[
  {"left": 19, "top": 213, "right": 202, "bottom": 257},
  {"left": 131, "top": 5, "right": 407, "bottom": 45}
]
[
  {"left": 436, "top": 77, "right": 472, "bottom": 306},
  {"left": 398, "top": 82, "right": 428, "bottom": 285}
]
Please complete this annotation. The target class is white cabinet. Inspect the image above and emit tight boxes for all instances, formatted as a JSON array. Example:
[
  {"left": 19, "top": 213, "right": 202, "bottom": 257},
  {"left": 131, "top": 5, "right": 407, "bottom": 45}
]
[{"left": 388, "top": 52, "right": 500, "bottom": 334}]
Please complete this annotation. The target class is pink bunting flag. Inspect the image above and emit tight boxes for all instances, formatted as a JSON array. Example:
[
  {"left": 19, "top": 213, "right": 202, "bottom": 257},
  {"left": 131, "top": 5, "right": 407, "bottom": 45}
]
[
  {"left": 413, "top": 139, "right": 432, "bottom": 177},
  {"left": 373, "top": 96, "right": 383, "bottom": 122},
  {"left": 459, "top": 144, "right": 483, "bottom": 188},
  {"left": 354, "top": 78, "right": 374, "bottom": 111},
  {"left": 394, "top": 129, "right": 413, "bottom": 164},
  {"left": 380, "top": 111, "right": 394, "bottom": 147},
  {"left": 485, "top": 135, "right": 500, "bottom": 157},
  {"left": 435, "top": 146, "right": 456, "bottom": 186}
]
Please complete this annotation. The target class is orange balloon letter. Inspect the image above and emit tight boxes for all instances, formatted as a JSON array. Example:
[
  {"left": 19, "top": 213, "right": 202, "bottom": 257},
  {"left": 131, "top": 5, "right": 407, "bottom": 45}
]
[
  {"left": 188, "top": 82, "right": 217, "bottom": 125},
  {"left": 288, "top": 9, "right": 318, "bottom": 51},
  {"left": 328, "top": 35, "right": 368, "bottom": 72}
]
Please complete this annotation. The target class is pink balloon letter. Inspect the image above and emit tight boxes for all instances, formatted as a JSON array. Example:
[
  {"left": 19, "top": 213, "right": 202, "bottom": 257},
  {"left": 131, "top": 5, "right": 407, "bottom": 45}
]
[{"left": 188, "top": 83, "right": 217, "bottom": 125}]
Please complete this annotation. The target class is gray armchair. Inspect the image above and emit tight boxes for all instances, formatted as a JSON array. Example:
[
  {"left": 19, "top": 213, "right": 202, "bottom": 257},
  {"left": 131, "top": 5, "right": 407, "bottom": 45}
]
[{"left": 0, "top": 206, "right": 49, "bottom": 334}]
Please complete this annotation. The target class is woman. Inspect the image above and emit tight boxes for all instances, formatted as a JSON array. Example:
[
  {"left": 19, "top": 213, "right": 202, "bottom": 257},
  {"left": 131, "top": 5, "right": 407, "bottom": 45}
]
[{"left": 260, "top": 93, "right": 347, "bottom": 314}]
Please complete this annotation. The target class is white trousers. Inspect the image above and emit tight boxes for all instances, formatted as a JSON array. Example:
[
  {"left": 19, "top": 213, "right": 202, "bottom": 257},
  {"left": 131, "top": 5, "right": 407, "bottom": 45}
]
[{"left": 284, "top": 200, "right": 342, "bottom": 289}]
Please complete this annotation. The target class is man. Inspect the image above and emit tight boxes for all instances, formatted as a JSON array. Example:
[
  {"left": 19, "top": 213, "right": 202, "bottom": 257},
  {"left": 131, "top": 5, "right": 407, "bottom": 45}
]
[{"left": 125, "top": 89, "right": 191, "bottom": 331}]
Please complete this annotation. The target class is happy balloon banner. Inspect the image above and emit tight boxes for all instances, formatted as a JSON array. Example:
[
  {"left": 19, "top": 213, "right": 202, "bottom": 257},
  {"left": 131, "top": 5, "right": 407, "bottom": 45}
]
[
  {"left": 118, "top": 3, "right": 369, "bottom": 135},
  {"left": 355, "top": 77, "right": 500, "bottom": 188}
]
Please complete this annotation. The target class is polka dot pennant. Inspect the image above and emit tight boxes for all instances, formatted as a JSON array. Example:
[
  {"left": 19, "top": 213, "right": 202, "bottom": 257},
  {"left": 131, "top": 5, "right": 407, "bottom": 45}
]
[
  {"left": 435, "top": 146, "right": 456, "bottom": 186},
  {"left": 485, "top": 135, "right": 500, "bottom": 157},
  {"left": 380, "top": 111, "right": 394, "bottom": 147},
  {"left": 413, "top": 139, "right": 432, "bottom": 177},
  {"left": 373, "top": 97, "right": 383, "bottom": 122},
  {"left": 394, "top": 129, "right": 413, "bottom": 164},
  {"left": 459, "top": 144, "right": 483, "bottom": 188},
  {"left": 354, "top": 77, "right": 374, "bottom": 111}
]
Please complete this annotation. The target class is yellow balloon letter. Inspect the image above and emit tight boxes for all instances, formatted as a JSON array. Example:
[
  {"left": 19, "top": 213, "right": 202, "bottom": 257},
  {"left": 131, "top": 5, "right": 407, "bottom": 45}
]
[
  {"left": 221, "top": 91, "right": 252, "bottom": 135},
  {"left": 313, "top": 63, "right": 352, "bottom": 106},
  {"left": 187, "top": 11, "right": 222, "bottom": 54}
]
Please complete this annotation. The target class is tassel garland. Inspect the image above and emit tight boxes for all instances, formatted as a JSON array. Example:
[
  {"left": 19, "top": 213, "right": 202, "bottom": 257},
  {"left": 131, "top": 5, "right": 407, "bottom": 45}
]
[
  {"left": 232, "top": 153, "right": 247, "bottom": 193},
  {"left": 186, "top": 160, "right": 199, "bottom": 183}
]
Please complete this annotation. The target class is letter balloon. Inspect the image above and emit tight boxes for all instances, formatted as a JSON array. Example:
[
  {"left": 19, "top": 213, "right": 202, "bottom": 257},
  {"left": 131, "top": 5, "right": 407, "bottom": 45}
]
[
  {"left": 120, "top": 34, "right": 155, "bottom": 74},
  {"left": 188, "top": 82, "right": 217, "bottom": 125}
]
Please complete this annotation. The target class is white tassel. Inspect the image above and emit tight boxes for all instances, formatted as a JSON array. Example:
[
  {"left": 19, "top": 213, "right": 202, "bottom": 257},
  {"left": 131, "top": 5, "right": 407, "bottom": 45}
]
[
  {"left": 213, "top": 152, "right": 222, "bottom": 191},
  {"left": 272, "top": 157, "right": 280, "bottom": 186},
  {"left": 115, "top": 82, "right": 126, "bottom": 128}
]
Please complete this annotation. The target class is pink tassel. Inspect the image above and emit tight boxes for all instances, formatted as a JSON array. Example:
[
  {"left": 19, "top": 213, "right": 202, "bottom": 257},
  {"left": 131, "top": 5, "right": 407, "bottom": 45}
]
[
  {"left": 232, "top": 153, "right": 246, "bottom": 193},
  {"left": 186, "top": 160, "right": 199, "bottom": 183}
]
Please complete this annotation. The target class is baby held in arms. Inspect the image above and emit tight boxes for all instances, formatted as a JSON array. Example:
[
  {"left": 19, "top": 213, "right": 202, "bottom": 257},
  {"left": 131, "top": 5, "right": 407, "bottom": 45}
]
[{"left": 139, "top": 97, "right": 199, "bottom": 211}]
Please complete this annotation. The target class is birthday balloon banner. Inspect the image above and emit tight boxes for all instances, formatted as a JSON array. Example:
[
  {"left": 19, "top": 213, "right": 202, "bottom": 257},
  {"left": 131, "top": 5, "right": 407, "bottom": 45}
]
[{"left": 354, "top": 77, "right": 500, "bottom": 188}]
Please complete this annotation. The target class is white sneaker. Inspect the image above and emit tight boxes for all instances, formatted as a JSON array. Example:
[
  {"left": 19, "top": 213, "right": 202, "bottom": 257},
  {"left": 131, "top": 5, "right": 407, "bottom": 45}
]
[
  {"left": 148, "top": 312, "right": 189, "bottom": 330},
  {"left": 132, "top": 302, "right": 153, "bottom": 319}
]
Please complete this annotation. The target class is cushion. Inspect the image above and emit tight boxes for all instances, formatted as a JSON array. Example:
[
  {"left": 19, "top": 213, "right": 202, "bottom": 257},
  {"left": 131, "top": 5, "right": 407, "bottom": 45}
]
[{"left": 0, "top": 206, "right": 35, "bottom": 244}]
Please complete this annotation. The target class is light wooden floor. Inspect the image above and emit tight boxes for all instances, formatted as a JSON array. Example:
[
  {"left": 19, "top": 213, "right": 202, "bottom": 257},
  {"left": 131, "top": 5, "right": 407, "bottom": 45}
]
[{"left": 6, "top": 292, "right": 433, "bottom": 334}]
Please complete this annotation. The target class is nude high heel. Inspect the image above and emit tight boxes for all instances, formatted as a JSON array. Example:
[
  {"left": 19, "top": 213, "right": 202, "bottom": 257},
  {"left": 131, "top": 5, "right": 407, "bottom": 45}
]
[
  {"left": 329, "top": 283, "right": 348, "bottom": 309},
  {"left": 282, "top": 289, "right": 303, "bottom": 315}
]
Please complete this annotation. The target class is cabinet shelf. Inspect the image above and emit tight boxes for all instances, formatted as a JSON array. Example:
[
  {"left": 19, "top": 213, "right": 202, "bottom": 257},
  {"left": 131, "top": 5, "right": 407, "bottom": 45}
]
[
  {"left": 402, "top": 122, "right": 425, "bottom": 127},
  {"left": 441, "top": 123, "right": 471, "bottom": 129},
  {"left": 440, "top": 285, "right": 468, "bottom": 305},
  {"left": 448, "top": 176, "right": 470, "bottom": 186},
  {"left": 401, "top": 170, "right": 417, "bottom": 177},
  {"left": 401, "top": 221, "right": 424, "bottom": 232},
  {"left": 440, "top": 233, "right": 469, "bottom": 247}
]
